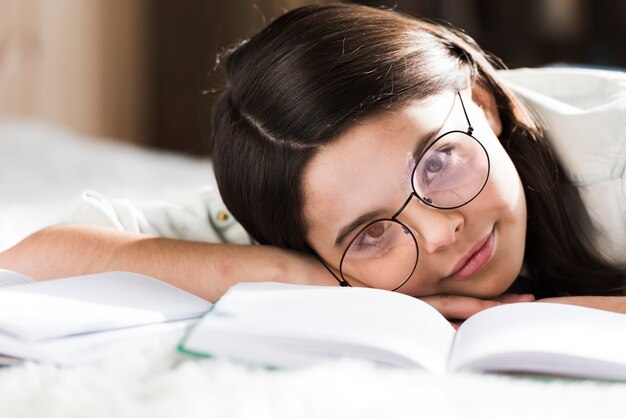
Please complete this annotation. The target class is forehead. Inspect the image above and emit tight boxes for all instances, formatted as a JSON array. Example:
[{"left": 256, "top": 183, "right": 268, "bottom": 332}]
[{"left": 302, "top": 93, "right": 452, "bottom": 250}]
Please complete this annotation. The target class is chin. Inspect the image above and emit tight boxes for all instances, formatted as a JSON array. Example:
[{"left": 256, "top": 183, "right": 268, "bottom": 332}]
[
  {"left": 451, "top": 265, "right": 521, "bottom": 299},
  {"left": 480, "top": 268, "right": 521, "bottom": 298}
]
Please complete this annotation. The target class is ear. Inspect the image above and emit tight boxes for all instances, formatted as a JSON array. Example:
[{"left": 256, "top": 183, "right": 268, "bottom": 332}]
[{"left": 471, "top": 82, "right": 502, "bottom": 137}]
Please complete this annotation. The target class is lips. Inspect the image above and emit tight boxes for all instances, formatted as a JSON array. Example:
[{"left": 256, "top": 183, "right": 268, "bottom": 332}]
[{"left": 447, "top": 227, "right": 496, "bottom": 280}]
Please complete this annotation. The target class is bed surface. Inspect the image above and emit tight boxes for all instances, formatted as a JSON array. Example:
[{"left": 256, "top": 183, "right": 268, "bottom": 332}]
[{"left": 1, "top": 121, "right": 625, "bottom": 418}]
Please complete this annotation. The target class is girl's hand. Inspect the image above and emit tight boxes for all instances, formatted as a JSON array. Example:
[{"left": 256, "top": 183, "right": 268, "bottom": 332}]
[{"left": 420, "top": 293, "right": 536, "bottom": 329}]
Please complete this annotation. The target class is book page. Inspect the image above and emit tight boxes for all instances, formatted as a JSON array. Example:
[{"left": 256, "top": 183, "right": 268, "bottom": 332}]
[
  {"left": 448, "top": 302, "right": 626, "bottom": 380},
  {"left": 0, "top": 271, "right": 211, "bottom": 341},
  {"left": 0, "top": 319, "right": 194, "bottom": 366},
  {"left": 0, "top": 269, "right": 35, "bottom": 287},
  {"left": 181, "top": 282, "right": 456, "bottom": 371}
]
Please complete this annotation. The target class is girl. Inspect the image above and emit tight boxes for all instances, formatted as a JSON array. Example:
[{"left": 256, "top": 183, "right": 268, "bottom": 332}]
[{"left": 2, "top": 3, "right": 625, "bottom": 322}]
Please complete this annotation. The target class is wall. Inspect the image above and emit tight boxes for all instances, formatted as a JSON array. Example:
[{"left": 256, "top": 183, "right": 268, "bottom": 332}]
[
  {"left": 4, "top": 0, "right": 622, "bottom": 151},
  {"left": 0, "top": 0, "right": 328, "bottom": 149},
  {"left": 0, "top": 0, "right": 149, "bottom": 145}
]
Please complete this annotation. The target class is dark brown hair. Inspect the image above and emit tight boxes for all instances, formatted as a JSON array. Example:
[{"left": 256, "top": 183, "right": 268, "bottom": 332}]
[{"left": 211, "top": 3, "right": 625, "bottom": 298}]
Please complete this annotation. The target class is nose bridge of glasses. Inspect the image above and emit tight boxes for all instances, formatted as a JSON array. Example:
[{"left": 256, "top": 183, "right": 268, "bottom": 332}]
[
  {"left": 391, "top": 191, "right": 462, "bottom": 250},
  {"left": 391, "top": 192, "right": 418, "bottom": 220},
  {"left": 393, "top": 190, "right": 450, "bottom": 225}
]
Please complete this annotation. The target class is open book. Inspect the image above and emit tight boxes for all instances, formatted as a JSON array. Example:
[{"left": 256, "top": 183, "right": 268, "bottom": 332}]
[
  {"left": 0, "top": 269, "right": 211, "bottom": 366},
  {"left": 180, "top": 282, "right": 626, "bottom": 381}
]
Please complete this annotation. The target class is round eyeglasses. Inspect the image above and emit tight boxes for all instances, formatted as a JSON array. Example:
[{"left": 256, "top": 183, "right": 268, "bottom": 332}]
[{"left": 319, "top": 92, "right": 491, "bottom": 291}]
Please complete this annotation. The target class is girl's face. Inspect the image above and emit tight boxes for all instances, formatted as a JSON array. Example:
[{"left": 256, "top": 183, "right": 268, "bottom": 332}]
[{"left": 302, "top": 86, "right": 527, "bottom": 299}]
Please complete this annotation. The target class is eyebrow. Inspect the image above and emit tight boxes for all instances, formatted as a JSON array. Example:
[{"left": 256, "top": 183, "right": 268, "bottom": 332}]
[
  {"left": 411, "top": 127, "right": 443, "bottom": 164},
  {"left": 334, "top": 209, "right": 387, "bottom": 248},
  {"left": 333, "top": 126, "right": 444, "bottom": 248}
]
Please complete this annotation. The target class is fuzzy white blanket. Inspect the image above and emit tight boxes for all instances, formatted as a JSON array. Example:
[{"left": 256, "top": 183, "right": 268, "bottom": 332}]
[{"left": 1, "top": 122, "right": 625, "bottom": 418}]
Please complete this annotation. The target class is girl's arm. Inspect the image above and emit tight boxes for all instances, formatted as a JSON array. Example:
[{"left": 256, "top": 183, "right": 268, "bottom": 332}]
[
  {"left": 537, "top": 296, "right": 626, "bottom": 315},
  {"left": 0, "top": 225, "right": 338, "bottom": 302},
  {"left": 0, "top": 225, "right": 544, "bottom": 321}
]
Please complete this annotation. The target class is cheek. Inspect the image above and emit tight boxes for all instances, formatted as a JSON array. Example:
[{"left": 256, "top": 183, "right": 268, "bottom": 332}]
[{"left": 481, "top": 144, "right": 526, "bottom": 216}]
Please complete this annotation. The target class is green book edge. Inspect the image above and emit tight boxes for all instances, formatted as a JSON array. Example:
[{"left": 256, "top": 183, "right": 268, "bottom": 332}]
[
  {"left": 177, "top": 300, "right": 217, "bottom": 360},
  {"left": 503, "top": 372, "right": 626, "bottom": 385},
  {"left": 176, "top": 296, "right": 283, "bottom": 371}
]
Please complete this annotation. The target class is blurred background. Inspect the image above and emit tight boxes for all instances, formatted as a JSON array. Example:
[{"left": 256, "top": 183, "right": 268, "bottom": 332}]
[{"left": 1, "top": 0, "right": 625, "bottom": 155}]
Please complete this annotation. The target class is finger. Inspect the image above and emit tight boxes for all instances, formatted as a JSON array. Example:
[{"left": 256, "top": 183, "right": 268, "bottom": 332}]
[
  {"left": 493, "top": 293, "right": 536, "bottom": 303},
  {"left": 449, "top": 320, "right": 463, "bottom": 330},
  {"left": 420, "top": 294, "right": 500, "bottom": 321}
]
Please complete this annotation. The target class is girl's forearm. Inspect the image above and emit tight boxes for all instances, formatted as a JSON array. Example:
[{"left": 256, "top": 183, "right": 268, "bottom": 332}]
[
  {"left": 0, "top": 225, "right": 336, "bottom": 302},
  {"left": 538, "top": 296, "right": 626, "bottom": 315}
]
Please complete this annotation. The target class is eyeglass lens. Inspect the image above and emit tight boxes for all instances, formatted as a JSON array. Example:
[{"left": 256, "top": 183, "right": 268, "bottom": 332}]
[{"left": 341, "top": 131, "right": 489, "bottom": 290}]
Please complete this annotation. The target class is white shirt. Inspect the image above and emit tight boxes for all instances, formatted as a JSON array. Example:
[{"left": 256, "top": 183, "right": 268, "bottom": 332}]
[
  {"left": 66, "top": 67, "right": 626, "bottom": 265},
  {"left": 500, "top": 67, "right": 626, "bottom": 265}
]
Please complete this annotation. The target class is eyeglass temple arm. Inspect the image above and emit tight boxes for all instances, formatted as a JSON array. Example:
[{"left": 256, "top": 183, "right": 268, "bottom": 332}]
[
  {"left": 457, "top": 92, "right": 474, "bottom": 135},
  {"left": 316, "top": 255, "right": 351, "bottom": 287}
]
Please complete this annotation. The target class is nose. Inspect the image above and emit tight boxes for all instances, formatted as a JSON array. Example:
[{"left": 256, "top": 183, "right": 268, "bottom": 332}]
[{"left": 395, "top": 194, "right": 464, "bottom": 254}]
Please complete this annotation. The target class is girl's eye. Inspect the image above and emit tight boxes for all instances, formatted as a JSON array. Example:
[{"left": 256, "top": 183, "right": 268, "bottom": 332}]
[
  {"left": 351, "top": 221, "right": 392, "bottom": 253},
  {"left": 420, "top": 145, "right": 454, "bottom": 185},
  {"left": 425, "top": 154, "right": 443, "bottom": 173},
  {"left": 424, "top": 145, "right": 453, "bottom": 173},
  {"left": 365, "top": 222, "right": 385, "bottom": 239}
]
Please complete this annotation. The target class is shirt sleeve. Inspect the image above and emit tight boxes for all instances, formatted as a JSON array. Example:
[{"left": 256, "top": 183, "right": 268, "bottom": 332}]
[
  {"left": 63, "top": 187, "right": 253, "bottom": 245},
  {"left": 499, "top": 67, "right": 626, "bottom": 265}
]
